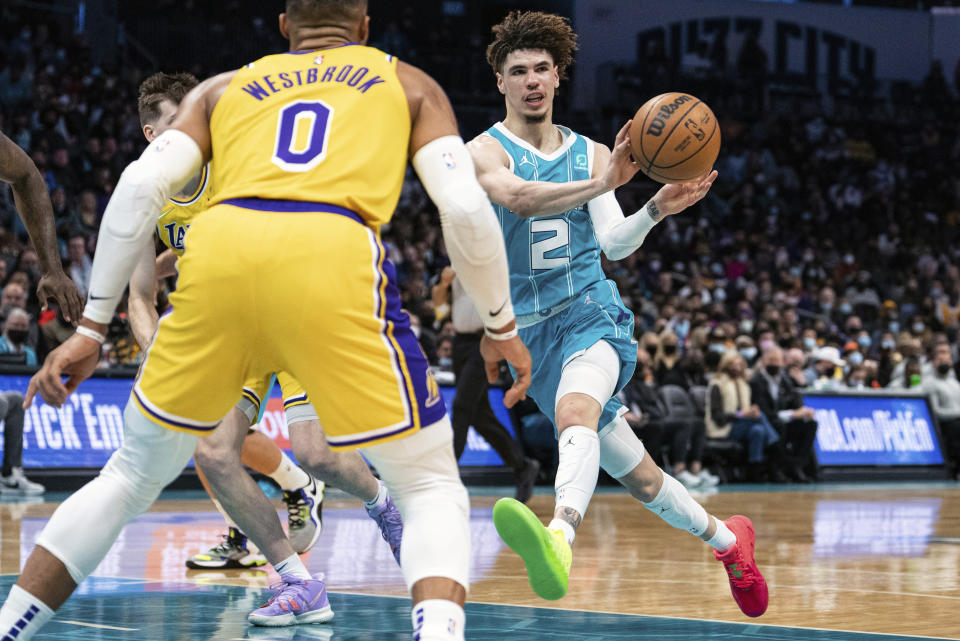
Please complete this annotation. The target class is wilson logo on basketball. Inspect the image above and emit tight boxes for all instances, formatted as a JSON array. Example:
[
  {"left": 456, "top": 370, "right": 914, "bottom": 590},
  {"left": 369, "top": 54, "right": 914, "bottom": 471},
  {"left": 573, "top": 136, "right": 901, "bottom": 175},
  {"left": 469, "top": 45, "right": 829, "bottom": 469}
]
[{"left": 645, "top": 95, "right": 693, "bottom": 136}]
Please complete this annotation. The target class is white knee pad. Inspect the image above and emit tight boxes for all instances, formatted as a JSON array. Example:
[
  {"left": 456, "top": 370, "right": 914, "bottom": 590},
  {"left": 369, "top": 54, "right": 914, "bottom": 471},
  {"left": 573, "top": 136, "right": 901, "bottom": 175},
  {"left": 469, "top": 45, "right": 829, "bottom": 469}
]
[
  {"left": 642, "top": 472, "right": 710, "bottom": 537},
  {"left": 362, "top": 418, "right": 470, "bottom": 590},
  {"left": 37, "top": 400, "right": 197, "bottom": 584},
  {"left": 556, "top": 340, "right": 621, "bottom": 409},
  {"left": 599, "top": 415, "right": 646, "bottom": 479}
]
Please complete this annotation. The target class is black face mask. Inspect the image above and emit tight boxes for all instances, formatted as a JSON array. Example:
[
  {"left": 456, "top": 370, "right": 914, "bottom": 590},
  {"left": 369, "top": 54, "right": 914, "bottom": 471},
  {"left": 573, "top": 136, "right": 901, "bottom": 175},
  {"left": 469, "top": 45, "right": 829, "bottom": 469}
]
[
  {"left": 937, "top": 363, "right": 952, "bottom": 376},
  {"left": 662, "top": 345, "right": 677, "bottom": 355},
  {"left": 765, "top": 365, "right": 781, "bottom": 377},
  {"left": 7, "top": 329, "right": 28, "bottom": 345},
  {"left": 646, "top": 346, "right": 658, "bottom": 358}
]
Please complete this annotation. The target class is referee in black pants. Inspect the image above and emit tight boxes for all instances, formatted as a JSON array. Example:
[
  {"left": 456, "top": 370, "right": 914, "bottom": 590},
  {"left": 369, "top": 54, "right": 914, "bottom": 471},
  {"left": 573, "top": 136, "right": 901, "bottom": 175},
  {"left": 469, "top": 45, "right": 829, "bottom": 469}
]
[{"left": 433, "top": 267, "right": 540, "bottom": 502}]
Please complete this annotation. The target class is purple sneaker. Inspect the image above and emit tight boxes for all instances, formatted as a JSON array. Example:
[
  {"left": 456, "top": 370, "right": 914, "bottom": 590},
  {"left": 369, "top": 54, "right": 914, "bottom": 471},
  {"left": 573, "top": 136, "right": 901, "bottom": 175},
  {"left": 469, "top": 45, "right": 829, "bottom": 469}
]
[
  {"left": 366, "top": 496, "right": 403, "bottom": 565},
  {"left": 248, "top": 573, "right": 334, "bottom": 627}
]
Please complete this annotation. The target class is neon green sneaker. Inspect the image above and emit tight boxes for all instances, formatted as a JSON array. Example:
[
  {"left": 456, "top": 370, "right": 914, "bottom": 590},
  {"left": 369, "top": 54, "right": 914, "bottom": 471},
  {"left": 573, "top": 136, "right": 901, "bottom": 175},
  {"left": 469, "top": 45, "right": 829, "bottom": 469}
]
[{"left": 492, "top": 498, "right": 572, "bottom": 600}]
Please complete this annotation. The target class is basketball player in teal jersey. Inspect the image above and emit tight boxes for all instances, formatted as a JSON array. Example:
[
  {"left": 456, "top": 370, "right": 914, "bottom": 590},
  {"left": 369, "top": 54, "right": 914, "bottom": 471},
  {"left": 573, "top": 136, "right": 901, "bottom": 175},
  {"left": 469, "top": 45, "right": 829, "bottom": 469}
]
[{"left": 468, "top": 11, "right": 768, "bottom": 617}]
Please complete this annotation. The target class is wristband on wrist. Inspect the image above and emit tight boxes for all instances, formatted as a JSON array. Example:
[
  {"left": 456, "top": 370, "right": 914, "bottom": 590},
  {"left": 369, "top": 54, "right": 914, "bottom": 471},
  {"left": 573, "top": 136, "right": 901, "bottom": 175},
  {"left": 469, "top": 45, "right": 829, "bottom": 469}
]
[
  {"left": 75, "top": 325, "right": 106, "bottom": 344},
  {"left": 484, "top": 326, "right": 518, "bottom": 341}
]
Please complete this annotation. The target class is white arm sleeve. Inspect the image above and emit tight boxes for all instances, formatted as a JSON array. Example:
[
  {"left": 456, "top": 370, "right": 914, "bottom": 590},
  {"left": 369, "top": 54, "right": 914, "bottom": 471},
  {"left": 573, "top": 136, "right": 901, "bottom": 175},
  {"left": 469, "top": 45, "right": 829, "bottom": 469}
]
[
  {"left": 83, "top": 130, "right": 203, "bottom": 323},
  {"left": 588, "top": 191, "right": 659, "bottom": 261},
  {"left": 412, "top": 135, "right": 514, "bottom": 330}
]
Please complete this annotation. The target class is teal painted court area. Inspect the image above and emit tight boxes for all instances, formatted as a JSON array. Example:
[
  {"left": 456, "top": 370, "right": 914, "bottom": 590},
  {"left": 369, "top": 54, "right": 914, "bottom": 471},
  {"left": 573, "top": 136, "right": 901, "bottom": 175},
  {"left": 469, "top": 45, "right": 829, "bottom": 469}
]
[{"left": 0, "top": 576, "right": 947, "bottom": 641}]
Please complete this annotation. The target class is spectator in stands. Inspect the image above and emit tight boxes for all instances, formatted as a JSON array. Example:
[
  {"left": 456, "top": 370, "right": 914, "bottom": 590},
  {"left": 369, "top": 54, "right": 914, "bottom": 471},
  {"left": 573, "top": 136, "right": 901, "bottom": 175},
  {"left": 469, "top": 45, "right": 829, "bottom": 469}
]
[
  {"left": 749, "top": 347, "right": 817, "bottom": 482},
  {"left": 806, "top": 346, "right": 846, "bottom": 390},
  {"left": 66, "top": 234, "right": 92, "bottom": 298},
  {"left": 846, "top": 364, "right": 868, "bottom": 389},
  {"left": 654, "top": 330, "right": 680, "bottom": 384},
  {"left": 736, "top": 334, "right": 758, "bottom": 369},
  {"left": 785, "top": 348, "right": 809, "bottom": 388},
  {"left": 434, "top": 336, "right": 453, "bottom": 372},
  {"left": 0, "top": 282, "right": 26, "bottom": 321},
  {"left": 661, "top": 348, "right": 707, "bottom": 390},
  {"left": 0, "top": 390, "right": 43, "bottom": 494},
  {"left": 706, "top": 350, "right": 787, "bottom": 482},
  {"left": 922, "top": 343, "right": 960, "bottom": 479},
  {"left": 0, "top": 309, "right": 36, "bottom": 365}
]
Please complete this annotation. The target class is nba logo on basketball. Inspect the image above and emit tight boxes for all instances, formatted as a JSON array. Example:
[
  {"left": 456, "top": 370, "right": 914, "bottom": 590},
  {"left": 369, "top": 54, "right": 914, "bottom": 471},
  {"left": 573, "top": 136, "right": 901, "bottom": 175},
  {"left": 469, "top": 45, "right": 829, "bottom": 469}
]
[{"left": 442, "top": 152, "right": 456, "bottom": 169}]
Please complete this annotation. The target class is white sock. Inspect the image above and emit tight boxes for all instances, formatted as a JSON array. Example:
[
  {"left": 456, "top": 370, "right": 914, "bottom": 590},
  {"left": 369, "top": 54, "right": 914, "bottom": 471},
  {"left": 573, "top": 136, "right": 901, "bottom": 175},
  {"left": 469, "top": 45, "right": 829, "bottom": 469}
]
[
  {"left": 363, "top": 480, "right": 389, "bottom": 510},
  {"left": 0, "top": 585, "right": 55, "bottom": 641},
  {"left": 273, "top": 553, "right": 311, "bottom": 580},
  {"left": 705, "top": 517, "right": 737, "bottom": 553},
  {"left": 552, "top": 425, "right": 600, "bottom": 544},
  {"left": 547, "top": 518, "right": 576, "bottom": 545},
  {"left": 411, "top": 599, "right": 465, "bottom": 641},
  {"left": 642, "top": 472, "right": 710, "bottom": 536},
  {"left": 269, "top": 453, "right": 310, "bottom": 491}
]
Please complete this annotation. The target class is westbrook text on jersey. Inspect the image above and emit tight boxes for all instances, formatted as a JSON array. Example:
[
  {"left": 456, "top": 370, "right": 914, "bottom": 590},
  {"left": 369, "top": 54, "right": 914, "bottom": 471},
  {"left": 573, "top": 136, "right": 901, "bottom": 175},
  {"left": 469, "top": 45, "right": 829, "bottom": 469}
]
[{"left": 241, "top": 64, "right": 386, "bottom": 101}]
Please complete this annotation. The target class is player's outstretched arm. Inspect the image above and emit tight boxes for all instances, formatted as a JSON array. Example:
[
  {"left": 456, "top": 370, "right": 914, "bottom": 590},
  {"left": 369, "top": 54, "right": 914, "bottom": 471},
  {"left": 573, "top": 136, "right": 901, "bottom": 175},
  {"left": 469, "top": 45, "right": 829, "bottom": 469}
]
[
  {"left": 24, "top": 74, "right": 234, "bottom": 409},
  {"left": 0, "top": 131, "right": 84, "bottom": 323},
  {"left": 399, "top": 61, "right": 530, "bottom": 406},
  {"left": 466, "top": 120, "right": 640, "bottom": 219},
  {"left": 588, "top": 129, "right": 718, "bottom": 261}
]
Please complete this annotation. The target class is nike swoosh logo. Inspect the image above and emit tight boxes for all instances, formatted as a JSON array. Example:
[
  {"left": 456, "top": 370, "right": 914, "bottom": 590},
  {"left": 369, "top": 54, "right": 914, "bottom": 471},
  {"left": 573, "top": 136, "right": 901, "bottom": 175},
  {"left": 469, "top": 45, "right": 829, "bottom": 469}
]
[{"left": 489, "top": 300, "right": 507, "bottom": 316}]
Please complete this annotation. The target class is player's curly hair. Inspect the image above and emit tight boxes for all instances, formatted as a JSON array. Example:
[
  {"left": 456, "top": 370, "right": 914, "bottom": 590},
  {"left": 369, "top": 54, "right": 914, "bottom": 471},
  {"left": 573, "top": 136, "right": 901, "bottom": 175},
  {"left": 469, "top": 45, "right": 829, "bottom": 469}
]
[
  {"left": 486, "top": 11, "right": 578, "bottom": 80},
  {"left": 137, "top": 72, "right": 199, "bottom": 128}
]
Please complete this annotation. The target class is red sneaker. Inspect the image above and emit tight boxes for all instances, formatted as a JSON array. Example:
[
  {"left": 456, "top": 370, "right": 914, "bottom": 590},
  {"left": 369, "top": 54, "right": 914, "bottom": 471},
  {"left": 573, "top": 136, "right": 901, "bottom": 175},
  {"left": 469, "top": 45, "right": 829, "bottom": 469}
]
[{"left": 714, "top": 515, "right": 768, "bottom": 617}]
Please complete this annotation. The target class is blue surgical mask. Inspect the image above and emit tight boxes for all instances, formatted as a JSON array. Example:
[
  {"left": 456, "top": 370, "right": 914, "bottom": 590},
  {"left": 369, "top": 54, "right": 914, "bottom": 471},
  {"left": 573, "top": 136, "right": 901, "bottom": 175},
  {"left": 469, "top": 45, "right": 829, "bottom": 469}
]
[
  {"left": 803, "top": 337, "right": 817, "bottom": 351},
  {"left": 858, "top": 335, "right": 872, "bottom": 349},
  {"left": 881, "top": 339, "right": 895, "bottom": 350},
  {"left": 740, "top": 347, "right": 757, "bottom": 361},
  {"left": 840, "top": 303, "right": 853, "bottom": 314},
  {"left": 889, "top": 321, "right": 900, "bottom": 334},
  {"left": 650, "top": 260, "right": 661, "bottom": 272},
  {"left": 674, "top": 319, "right": 690, "bottom": 338},
  {"left": 847, "top": 352, "right": 863, "bottom": 365},
  {"left": 709, "top": 343, "right": 727, "bottom": 354},
  {"left": 740, "top": 319, "right": 754, "bottom": 334},
  {"left": 438, "top": 357, "right": 453, "bottom": 368}
]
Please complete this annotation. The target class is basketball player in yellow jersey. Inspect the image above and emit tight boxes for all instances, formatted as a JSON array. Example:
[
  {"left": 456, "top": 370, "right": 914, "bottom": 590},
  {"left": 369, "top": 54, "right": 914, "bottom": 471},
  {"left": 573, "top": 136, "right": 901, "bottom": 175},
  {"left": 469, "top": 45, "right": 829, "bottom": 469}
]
[
  {"left": 1, "top": 0, "right": 530, "bottom": 638},
  {"left": 133, "top": 71, "right": 406, "bottom": 568}
]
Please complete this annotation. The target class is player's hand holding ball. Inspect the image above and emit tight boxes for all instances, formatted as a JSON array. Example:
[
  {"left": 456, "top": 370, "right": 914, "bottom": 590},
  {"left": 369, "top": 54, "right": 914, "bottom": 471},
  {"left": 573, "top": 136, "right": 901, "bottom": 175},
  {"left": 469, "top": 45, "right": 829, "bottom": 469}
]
[{"left": 628, "top": 92, "right": 721, "bottom": 219}]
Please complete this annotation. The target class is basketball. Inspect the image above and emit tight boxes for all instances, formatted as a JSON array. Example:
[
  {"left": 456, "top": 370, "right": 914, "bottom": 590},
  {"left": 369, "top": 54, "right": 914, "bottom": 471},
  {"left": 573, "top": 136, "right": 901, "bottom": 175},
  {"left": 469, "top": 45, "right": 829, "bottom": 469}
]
[{"left": 629, "top": 92, "right": 721, "bottom": 184}]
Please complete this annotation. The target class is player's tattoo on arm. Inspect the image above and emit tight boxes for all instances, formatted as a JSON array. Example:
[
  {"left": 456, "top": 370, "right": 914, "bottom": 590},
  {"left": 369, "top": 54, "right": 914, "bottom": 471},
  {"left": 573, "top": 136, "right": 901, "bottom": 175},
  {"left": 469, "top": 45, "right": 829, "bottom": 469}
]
[
  {"left": 555, "top": 506, "right": 583, "bottom": 531},
  {"left": 645, "top": 199, "right": 665, "bottom": 223}
]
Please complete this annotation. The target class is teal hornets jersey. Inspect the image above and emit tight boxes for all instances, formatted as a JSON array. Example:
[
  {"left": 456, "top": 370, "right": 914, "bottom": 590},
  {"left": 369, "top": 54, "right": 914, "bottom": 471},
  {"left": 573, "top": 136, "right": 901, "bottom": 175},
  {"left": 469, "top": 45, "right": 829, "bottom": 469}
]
[{"left": 485, "top": 122, "right": 607, "bottom": 319}]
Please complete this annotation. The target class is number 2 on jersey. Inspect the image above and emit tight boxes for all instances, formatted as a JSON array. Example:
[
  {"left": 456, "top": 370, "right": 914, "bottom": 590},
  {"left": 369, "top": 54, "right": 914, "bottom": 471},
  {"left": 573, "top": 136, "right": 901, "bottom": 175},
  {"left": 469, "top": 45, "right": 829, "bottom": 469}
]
[
  {"left": 272, "top": 100, "right": 334, "bottom": 172},
  {"left": 530, "top": 219, "right": 570, "bottom": 270}
]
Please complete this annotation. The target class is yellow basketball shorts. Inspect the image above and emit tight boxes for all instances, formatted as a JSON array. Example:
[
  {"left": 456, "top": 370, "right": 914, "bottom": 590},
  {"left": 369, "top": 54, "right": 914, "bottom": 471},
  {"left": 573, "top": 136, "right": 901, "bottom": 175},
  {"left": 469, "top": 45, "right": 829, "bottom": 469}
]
[
  {"left": 238, "top": 371, "right": 317, "bottom": 427},
  {"left": 133, "top": 199, "right": 446, "bottom": 449}
]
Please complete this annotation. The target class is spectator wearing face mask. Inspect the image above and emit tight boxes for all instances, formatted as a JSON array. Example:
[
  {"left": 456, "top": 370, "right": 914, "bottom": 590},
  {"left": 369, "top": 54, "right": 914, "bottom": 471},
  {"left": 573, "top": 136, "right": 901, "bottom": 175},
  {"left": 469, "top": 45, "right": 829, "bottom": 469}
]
[
  {"left": 0, "top": 309, "right": 36, "bottom": 365},
  {"left": 736, "top": 334, "right": 758, "bottom": 370},
  {"left": 806, "top": 346, "right": 846, "bottom": 390},
  {"left": 875, "top": 331, "right": 899, "bottom": 386},
  {"left": 801, "top": 328, "right": 819, "bottom": 355},
  {"left": 654, "top": 331, "right": 681, "bottom": 384},
  {"left": 842, "top": 341, "right": 864, "bottom": 370},
  {"left": 921, "top": 343, "right": 960, "bottom": 479},
  {"left": 890, "top": 356, "right": 924, "bottom": 389},
  {"left": 749, "top": 347, "right": 817, "bottom": 482},
  {"left": 706, "top": 350, "right": 790, "bottom": 482},
  {"left": 640, "top": 331, "right": 661, "bottom": 365}
]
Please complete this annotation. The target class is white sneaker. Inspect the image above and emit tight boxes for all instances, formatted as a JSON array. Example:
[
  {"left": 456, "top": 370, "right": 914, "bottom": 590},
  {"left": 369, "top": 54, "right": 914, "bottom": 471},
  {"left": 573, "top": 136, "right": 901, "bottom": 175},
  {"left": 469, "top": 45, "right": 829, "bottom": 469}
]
[
  {"left": 697, "top": 469, "right": 720, "bottom": 487},
  {"left": 676, "top": 469, "right": 704, "bottom": 489},
  {"left": 0, "top": 467, "right": 45, "bottom": 494}
]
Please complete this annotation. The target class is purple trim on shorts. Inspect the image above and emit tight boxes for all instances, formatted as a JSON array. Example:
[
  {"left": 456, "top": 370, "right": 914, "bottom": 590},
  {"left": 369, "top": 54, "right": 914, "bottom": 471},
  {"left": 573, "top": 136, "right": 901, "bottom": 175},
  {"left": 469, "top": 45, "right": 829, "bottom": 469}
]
[
  {"left": 328, "top": 423, "right": 419, "bottom": 448},
  {"left": 133, "top": 388, "right": 218, "bottom": 432},
  {"left": 220, "top": 198, "right": 363, "bottom": 224}
]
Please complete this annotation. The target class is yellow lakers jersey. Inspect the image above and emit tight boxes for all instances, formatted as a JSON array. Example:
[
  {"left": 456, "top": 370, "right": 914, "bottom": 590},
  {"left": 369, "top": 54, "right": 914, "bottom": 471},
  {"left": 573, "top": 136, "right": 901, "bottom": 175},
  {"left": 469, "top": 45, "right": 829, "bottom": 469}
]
[
  {"left": 157, "top": 163, "right": 212, "bottom": 256},
  {"left": 209, "top": 45, "right": 411, "bottom": 228}
]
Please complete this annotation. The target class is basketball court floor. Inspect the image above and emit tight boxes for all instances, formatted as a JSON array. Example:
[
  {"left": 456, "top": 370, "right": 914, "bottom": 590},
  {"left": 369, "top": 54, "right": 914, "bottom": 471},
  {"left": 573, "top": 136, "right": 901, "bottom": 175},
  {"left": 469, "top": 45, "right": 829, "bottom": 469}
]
[{"left": 1, "top": 482, "right": 958, "bottom": 640}]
